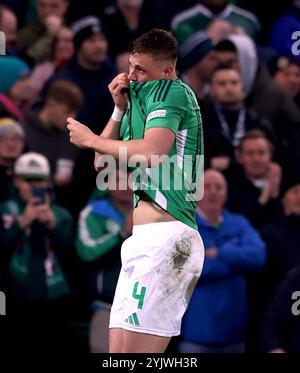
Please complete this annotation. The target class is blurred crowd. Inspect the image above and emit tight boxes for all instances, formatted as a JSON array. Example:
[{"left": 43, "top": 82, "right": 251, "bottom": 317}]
[{"left": 0, "top": 0, "right": 300, "bottom": 353}]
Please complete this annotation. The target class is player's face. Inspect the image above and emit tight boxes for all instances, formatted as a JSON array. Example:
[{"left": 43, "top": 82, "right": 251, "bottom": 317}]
[
  {"left": 128, "top": 53, "right": 170, "bottom": 83},
  {"left": 238, "top": 138, "right": 272, "bottom": 179}
]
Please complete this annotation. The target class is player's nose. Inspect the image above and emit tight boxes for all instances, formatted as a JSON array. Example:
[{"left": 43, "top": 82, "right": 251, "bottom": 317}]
[{"left": 128, "top": 69, "right": 136, "bottom": 81}]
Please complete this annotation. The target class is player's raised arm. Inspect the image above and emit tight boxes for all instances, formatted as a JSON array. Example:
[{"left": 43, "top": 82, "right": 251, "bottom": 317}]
[{"left": 93, "top": 73, "right": 130, "bottom": 171}]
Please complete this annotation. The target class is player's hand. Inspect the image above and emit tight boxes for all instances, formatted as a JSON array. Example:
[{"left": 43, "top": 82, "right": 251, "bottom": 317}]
[
  {"left": 108, "top": 73, "right": 130, "bottom": 111},
  {"left": 67, "top": 117, "right": 97, "bottom": 149}
]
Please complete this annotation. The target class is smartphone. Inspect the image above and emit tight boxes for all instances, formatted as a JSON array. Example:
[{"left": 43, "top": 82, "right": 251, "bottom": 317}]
[{"left": 32, "top": 186, "right": 47, "bottom": 205}]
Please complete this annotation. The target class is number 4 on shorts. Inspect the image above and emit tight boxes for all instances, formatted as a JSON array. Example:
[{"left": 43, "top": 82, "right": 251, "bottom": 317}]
[{"left": 132, "top": 281, "right": 146, "bottom": 309}]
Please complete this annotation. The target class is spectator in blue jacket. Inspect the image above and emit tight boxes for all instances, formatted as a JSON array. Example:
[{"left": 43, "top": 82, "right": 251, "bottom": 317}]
[{"left": 178, "top": 168, "right": 266, "bottom": 353}]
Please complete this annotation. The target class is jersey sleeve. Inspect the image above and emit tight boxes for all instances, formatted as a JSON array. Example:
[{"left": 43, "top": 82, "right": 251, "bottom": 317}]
[{"left": 145, "top": 81, "right": 186, "bottom": 134}]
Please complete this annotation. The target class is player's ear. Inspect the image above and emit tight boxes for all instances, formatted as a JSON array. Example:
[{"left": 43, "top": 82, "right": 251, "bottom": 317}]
[{"left": 164, "top": 66, "right": 174, "bottom": 77}]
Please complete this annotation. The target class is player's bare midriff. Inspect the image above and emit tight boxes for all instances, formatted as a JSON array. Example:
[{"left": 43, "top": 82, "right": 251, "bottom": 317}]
[{"left": 133, "top": 193, "right": 177, "bottom": 225}]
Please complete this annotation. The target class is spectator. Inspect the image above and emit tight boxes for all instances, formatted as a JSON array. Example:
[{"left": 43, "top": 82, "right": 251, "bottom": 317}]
[
  {"left": 47, "top": 16, "right": 116, "bottom": 217},
  {"left": 17, "top": 0, "right": 69, "bottom": 65},
  {"left": 178, "top": 169, "right": 266, "bottom": 353},
  {"left": 215, "top": 34, "right": 300, "bottom": 140},
  {"left": 206, "top": 19, "right": 236, "bottom": 44},
  {"left": 0, "top": 81, "right": 28, "bottom": 124},
  {"left": 29, "top": 26, "right": 74, "bottom": 102},
  {"left": 24, "top": 79, "right": 83, "bottom": 188},
  {"left": 260, "top": 174, "right": 300, "bottom": 299},
  {"left": 0, "top": 5, "right": 18, "bottom": 55},
  {"left": 225, "top": 129, "right": 282, "bottom": 229},
  {"left": 101, "top": 0, "right": 168, "bottom": 59},
  {"left": 171, "top": 0, "right": 260, "bottom": 46},
  {"left": 0, "top": 0, "right": 38, "bottom": 28},
  {"left": 260, "top": 264, "right": 300, "bottom": 353},
  {"left": 0, "top": 152, "right": 74, "bottom": 351},
  {"left": 76, "top": 169, "right": 133, "bottom": 352},
  {"left": 0, "top": 117, "right": 25, "bottom": 202},
  {"left": 267, "top": 55, "right": 300, "bottom": 105},
  {"left": 49, "top": 15, "right": 115, "bottom": 132},
  {"left": 0, "top": 56, "right": 30, "bottom": 95},
  {"left": 202, "top": 66, "right": 272, "bottom": 170},
  {"left": 178, "top": 33, "right": 217, "bottom": 100}
]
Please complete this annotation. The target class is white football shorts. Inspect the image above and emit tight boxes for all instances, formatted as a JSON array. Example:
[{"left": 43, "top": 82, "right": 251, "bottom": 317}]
[{"left": 109, "top": 220, "right": 204, "bottom": 337}]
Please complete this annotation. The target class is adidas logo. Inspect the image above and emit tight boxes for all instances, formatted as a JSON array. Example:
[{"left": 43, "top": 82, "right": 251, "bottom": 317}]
[{"left": 125, "top": 312, "right": 140, "bottom": 326}]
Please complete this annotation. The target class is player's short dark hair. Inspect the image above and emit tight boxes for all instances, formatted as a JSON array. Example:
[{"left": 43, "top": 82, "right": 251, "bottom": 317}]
[{"left": 131, "top": 28, "right": 177, "bottom": 62}]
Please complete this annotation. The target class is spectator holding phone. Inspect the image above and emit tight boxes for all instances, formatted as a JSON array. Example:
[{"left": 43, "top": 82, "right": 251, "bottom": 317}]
[{"left": 0, "top": 151, "right": 74, "bottom": 351}]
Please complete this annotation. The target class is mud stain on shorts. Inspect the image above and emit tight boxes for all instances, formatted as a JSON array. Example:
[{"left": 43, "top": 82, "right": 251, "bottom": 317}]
[
  {"left": 185, "top": 275, "right": 199, "bottom": 304},
  {"left": 172, "top": 235, "right": 192, "bottom": 274}
]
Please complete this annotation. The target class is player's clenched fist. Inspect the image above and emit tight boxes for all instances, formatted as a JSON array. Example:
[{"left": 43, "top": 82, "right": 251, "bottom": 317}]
[{"left": 67, "top": 117, "right": 96, "bottom": 149}]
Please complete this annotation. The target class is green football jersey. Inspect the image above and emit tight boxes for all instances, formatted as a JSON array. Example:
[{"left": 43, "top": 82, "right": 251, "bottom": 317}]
[{"left": 119, "top": 79, "right": 204, "bottom": 230}]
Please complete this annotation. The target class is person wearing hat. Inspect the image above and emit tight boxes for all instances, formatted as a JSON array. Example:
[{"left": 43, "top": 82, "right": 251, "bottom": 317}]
[
  {"left": 179, "top": 32, "right": 217, "bottom": 100},
  {"left": 0, "top": 56, "right": 30, "bottom": 95},
  {"left": 0, "top": 117, "right": 25, "bottom": 202},
  {"left": 267, "top": 55, "right": 300, "bottom": 100},
  {"left": 0, "top": 151, "right": 74, "bottom": 350},
  {"left": 48, "top": 15, "right": 116, "bottom": 217},
  {"left": 48, "top": 15, "right": 115, "bottom": 132}
]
